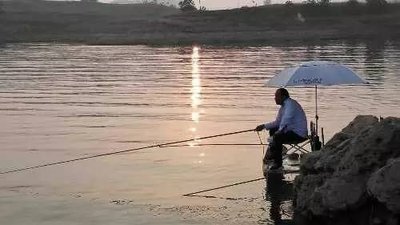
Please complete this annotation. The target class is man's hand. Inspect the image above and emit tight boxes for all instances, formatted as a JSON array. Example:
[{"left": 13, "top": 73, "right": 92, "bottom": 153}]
[{"left": 255, "top": 124, "right": 265, "bottom": 132}]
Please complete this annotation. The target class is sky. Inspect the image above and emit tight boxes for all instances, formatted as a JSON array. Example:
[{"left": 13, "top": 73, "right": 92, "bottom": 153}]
[
  {"left": 54, "top": 0, "right": 400, "bottom": 10},
  {"left": 100, "top": 0, "right": 276, "bottom": 10},
  {"left": 170, "top": 0, "right": 270, "bottom": 10},
  {"left": 181, "top": 0, "right": 269, "bottom": 9},
  {"left": 58, "top": 0, "right": 398, "bottom": 10}
]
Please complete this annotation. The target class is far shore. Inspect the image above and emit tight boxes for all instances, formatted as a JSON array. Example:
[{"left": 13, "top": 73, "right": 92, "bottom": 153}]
[{"left": 1, "top": 1, "right": 400, "bottom": 45}]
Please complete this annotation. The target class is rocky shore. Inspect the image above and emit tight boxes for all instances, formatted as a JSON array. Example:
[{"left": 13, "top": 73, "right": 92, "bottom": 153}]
[{"left": 293, "top": 115, "right": 400, "bottom": 225}]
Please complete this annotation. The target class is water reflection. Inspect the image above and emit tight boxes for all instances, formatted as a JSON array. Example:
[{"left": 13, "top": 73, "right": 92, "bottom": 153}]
[
  {"left": 190, "top": 46, "right": 202, "bottom": 149},
  {"left": 264, "top": 173, "right": 294, "bottom": 225},
  {"left": 363, "top": 40, "right": 386, "bottom": 83}
]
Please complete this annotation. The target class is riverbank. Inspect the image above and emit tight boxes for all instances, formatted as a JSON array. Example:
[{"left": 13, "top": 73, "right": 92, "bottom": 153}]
[{"left": 1, "top": 1, "right": 400, "bottom": 45}]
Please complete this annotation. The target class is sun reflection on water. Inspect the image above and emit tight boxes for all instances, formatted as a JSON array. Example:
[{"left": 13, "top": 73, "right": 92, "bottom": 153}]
[
  {"left": 191, "top": 46, "right": 202, "bottom": 116},
  {"left": 189, "top": 46, "right": 203, "bottom": 153}
]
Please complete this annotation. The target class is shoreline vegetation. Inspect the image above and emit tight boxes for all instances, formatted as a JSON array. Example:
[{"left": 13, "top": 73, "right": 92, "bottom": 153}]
[{"left": 0, "top": 0, "right": 400, "bottom": 45}]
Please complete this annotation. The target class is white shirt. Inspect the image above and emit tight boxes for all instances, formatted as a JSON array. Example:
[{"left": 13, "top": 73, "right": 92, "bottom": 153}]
[{"left": 264, "top": 98, "right": 308, "bottom": 138}]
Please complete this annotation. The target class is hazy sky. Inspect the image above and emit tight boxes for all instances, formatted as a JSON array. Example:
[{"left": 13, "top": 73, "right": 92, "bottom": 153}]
[
  {"left": 173, "top": 0, "right": 268, "bottom": 9},
  {"left": 63, "top": 0, "right": 400, "bottom": 10},
  {"left": 100, "top": 0, "right": 274, "bottom": 10}
]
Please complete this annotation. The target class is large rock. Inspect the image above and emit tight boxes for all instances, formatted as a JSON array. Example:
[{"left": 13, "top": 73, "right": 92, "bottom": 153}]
[
  {"left": 293, "top": 115, "right": 400, "bottom": 225},
  {"left": 300, "top": 115, "right": 379, "bottom": 175},
  {"left": 368, "top": 158, "right": 400, "bottom": 214}
]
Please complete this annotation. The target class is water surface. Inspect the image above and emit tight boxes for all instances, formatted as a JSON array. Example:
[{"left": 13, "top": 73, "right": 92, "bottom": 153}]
[{"left": 0, "top": 42, "right": 399, "bottom": 224}]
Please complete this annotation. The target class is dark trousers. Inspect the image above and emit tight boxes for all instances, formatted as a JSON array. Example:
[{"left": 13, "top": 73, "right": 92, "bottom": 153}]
[{"left": 267, "top": 128, "right": 307, "bottom": 167}]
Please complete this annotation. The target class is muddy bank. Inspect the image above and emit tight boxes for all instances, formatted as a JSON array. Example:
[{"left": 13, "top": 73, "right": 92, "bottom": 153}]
[
  {"left": 1, "top": 1, "right": 400, "bottom": 45},
  {"left": 293, "top": 115, "right": 400, "bottom": 225}
]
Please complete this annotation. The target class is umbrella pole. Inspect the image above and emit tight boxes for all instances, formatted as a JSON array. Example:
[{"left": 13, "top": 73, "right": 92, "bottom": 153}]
[{"left": 315, "top": 85, "right": 318, "bottom": 136}]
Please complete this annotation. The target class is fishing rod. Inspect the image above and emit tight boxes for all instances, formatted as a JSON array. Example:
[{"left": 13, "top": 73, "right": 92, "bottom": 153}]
[
  {"left": 183, "top": 177, "right": 266, "bottom": 197},
  {"left": 160, "top": 143, "right": 265, "bottom": 148},
  {"left": 182, "top": 170, "right": 300, "bottom": 198},
  {"left": 0, "top": 128, "right": 255, "bottom": 176},
  {"left": 183, "top": 170, "right": 300, "bottom": 197}
]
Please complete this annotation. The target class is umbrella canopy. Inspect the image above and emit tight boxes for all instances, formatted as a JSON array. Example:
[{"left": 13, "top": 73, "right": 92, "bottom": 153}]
[
  {"left": 265, "top": 60, "right": 367, "bottom": 138},
  {"left": 266, "top": 61, "right": 366, "bottom": 87}
]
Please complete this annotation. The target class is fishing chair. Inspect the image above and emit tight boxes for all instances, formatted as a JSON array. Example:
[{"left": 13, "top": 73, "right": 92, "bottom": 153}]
[{"left": 283, "top": 121, "right": 323, "bottom": 157}]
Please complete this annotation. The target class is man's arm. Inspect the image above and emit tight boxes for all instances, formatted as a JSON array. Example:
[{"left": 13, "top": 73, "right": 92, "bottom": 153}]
[{"left": 255, "top": 107, "right": 283, "bottom": 131}]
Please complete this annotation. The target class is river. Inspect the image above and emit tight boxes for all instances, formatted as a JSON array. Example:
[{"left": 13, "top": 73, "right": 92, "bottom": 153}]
[{"left": 0, "top": 41, "right": 399, "bottom": 225}]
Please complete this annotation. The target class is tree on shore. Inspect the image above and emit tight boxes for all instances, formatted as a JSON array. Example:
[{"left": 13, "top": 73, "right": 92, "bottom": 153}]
[
  {"left": 319, "top": 0, "right": 330, "bottom": 6},
  {"left": 178, "top": 0, "right": 197, "bottom": 11},
  {"left": 306, "top": 0, "right": 330, "bottom": 6},
  {"left": 302, "top": 0, "right": 331, "bottom": 15},
  {"left": 346, "top": 0, "right": 360, "bottom": 7},
  {"left": 344, "top": 0, "right": 363, "bottom": 14},
  {"left": 366, "top": 0, "right": 388, "bottom": 13}
]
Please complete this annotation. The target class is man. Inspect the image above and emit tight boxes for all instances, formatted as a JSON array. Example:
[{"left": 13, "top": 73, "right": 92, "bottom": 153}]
[{"left": 255, "top": 88, "right": 308, "bottom": 170}]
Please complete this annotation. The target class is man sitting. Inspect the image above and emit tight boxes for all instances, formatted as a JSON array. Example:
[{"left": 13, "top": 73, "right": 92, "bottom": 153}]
[{"left": 255, "top": 88, "right": 308, "bottom": 170}]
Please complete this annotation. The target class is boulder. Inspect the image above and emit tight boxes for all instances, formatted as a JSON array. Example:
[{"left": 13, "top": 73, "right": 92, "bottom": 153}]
[
  {"left": 293, "top": 115, "right": 400, "bottom": 225},
  {"left": 300, "top": 115, "right": 379, "bottom": 175},
  {"left": 316, "top": 176, "right": 367, "bottom": 213},
  {"left": 294, "top": 173, "right": 328, "bottom": 213},
  {"left": 337, "top": 117, "right": 400, "bottom": 175},
  {"left": 368, "top": 158, "right": 400, "bottom": 214}
]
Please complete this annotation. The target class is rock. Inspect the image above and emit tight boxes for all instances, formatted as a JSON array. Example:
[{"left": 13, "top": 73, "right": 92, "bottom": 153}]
[
  {"left": 339, "top": 115, "right": 379, "bottom": 136},
  {"left": 368, "top": 158, "right": 400, "bottom": 214},
  {"left": 337, "top": 117, "right": 400, "bottom": 175},
  {"left": 294, "top": 173, "right": 328, "bottom": 213},
  {"left": 293, "top": 115, "right": 400, "bottom": 224},
  {"left": 300, "top": 115, "right": 379, "bottom": 175},
  {"left": 317, "top": 176, "right": 367, "bottom": 213}
]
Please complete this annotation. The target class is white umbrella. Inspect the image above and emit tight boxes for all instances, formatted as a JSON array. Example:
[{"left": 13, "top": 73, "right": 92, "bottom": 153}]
[{"left": 265, "top": 60, "right": 367, "bottom": 136}]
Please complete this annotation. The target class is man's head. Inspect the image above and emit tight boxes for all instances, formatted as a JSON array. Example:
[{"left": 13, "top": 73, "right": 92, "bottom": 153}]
[{"left": 275, "top": 88, "right": 290, "bottom": 105}]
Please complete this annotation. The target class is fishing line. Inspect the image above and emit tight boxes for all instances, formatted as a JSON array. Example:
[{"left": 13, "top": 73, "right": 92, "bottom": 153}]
[
  {"left": 161, "top": 131, "right": 267, "bottom": 148},
  {"left": 183, "top": 170, "right": 301, "bottom": 198},
  {"left": 256, "top": 131, "right": 266, "bottom": 155},
  {"left": 184, "top": 194, "right": 259, "bottom": 201},
  {"left": 183, "top": 177, "right": 266, "bottom": 197},
  {"left": 159, "top": 143, "right": 265, "bottom": 148},
  {"left": 0, "top": 128, "right": 255, "bottom": 175}
]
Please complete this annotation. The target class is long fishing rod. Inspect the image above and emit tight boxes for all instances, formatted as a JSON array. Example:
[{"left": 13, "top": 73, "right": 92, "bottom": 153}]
[
  {"left": 183, "top": 177, "right": 266, "bottom": 197},
  {"left": 0, "top": 128, "right": 255, "bottom": 176},
  {"left": 183, "top": 170, "right": 300, "bottom": 197},
  {"left": 160, "top": 143, "right": 265, "bottom": 148}
]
